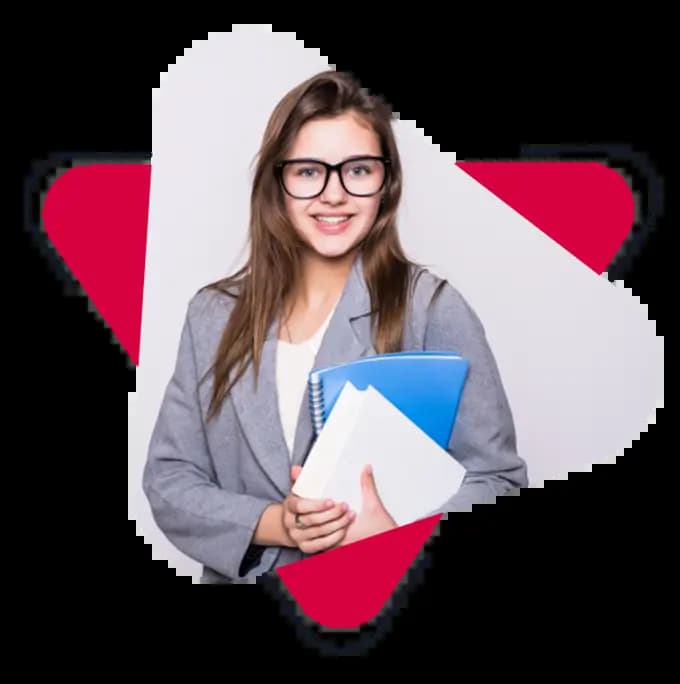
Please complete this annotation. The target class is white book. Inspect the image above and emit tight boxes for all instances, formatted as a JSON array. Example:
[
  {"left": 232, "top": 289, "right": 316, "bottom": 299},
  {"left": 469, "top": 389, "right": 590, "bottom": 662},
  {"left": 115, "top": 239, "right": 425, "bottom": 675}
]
[{"left": 292, "top": 382, "right": 467, "bottom": 526}]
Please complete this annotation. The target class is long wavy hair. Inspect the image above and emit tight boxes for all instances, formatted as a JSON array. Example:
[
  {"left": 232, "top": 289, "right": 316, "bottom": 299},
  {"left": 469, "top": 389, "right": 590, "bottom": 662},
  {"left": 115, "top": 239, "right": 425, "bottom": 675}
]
[{"left": 202, "top": 69, "right": 423, "bottom": 423}]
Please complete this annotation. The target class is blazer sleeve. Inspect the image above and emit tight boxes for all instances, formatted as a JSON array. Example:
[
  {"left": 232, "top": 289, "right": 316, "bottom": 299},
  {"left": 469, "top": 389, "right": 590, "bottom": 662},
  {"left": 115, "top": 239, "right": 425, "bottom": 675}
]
[
  {"left": 142, "top": 297, "right": 279, "bottom": 582},
  {"left": 423, "top": 280, "right": 529, "bottom": 514}
]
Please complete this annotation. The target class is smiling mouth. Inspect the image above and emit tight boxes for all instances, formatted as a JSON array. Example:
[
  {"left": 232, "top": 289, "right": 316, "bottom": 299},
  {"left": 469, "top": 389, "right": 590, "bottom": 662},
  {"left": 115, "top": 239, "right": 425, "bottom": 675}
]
[
  {"left": 312, "top": 214, "right": 354, "bottom": 225},
  {"left": 310, "top": 214, "right": 355, "bottom": 234}
]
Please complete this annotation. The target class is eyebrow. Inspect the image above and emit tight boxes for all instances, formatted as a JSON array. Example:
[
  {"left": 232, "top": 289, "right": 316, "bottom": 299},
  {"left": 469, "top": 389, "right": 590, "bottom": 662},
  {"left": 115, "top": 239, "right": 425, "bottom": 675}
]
[{"left": 285, "top": 154, "right": 381, "bottom": 163}]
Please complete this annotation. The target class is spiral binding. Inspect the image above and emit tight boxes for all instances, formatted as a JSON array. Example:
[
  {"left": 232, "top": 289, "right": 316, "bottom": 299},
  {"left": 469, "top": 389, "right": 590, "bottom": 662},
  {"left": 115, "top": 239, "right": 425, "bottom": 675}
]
[{"left": 308, "top": 374, "right": 326, "bottom": 436}]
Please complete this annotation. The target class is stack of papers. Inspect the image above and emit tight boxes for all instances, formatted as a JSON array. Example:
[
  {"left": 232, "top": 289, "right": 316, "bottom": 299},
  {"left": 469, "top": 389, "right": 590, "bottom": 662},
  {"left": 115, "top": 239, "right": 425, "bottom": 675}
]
[{"left": 292, "top": 381, "right": 467, "bottom": 526}]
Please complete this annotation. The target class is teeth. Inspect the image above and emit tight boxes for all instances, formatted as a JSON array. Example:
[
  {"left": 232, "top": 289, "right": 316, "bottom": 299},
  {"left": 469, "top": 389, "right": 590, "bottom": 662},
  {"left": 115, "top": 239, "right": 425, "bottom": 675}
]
[{"left": 316, "top": 216, "right": 350, "bottom": 224}]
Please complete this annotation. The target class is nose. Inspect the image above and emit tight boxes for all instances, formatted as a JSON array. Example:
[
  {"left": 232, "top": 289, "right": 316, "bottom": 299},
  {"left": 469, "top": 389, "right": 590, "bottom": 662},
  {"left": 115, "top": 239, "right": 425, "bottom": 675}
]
[{"left": 319, "top": 168, "right": 348, "bottom": 204}]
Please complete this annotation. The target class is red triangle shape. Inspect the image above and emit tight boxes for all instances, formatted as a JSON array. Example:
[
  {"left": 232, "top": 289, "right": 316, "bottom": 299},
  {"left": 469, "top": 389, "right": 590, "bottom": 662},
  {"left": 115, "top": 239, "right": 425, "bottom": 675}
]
[
  {"left": 42, "top": 164, "right": 151, "bottom": 366},
  {"left": 456, "top": 161, "right": 635, "bottom": 274},
  {"left": 276, "top": 514, "right": 442, "bottom": 630}
]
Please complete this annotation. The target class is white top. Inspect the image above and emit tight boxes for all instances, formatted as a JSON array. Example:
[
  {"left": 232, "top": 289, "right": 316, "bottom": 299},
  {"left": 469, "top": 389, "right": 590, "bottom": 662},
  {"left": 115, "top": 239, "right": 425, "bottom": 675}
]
[{"left": 276, "top": 301, "right": 338, "bottom": 458}]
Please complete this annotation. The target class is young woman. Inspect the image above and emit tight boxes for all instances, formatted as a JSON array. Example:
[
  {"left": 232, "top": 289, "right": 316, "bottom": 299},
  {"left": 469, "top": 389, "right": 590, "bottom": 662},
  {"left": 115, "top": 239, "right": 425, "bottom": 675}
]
[{"left": 143, "top": 70, "right": 528, "bottom": 584}]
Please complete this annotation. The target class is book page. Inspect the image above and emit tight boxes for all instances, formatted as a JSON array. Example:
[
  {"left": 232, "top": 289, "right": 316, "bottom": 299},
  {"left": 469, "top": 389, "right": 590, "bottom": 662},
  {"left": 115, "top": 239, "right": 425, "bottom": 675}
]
[
  {"left": 318, "top": 386, "right": 467, "bottom": 526},
  {"left": 292, "top": 381, "right": 364, "bottom": 499}
]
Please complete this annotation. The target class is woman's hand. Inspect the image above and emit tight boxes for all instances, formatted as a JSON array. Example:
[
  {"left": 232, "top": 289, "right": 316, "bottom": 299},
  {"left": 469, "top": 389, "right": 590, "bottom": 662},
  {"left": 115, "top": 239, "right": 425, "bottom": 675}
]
[
  {"left": 338, "top": 465, "right": 397, "bottom": 547},
  {"left": 282, "top": 465, "right": 356, "bottom": 554}
]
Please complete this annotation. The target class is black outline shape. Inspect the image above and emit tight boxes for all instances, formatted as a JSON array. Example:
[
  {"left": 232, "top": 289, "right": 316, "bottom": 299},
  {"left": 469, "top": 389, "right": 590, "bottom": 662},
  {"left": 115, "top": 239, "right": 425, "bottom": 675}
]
[
  {"left": 516, "top": 143, "right": 664, "bottom": 283},
  {"left": 24, "top": 151, "right": 151, "bottom": 380}
]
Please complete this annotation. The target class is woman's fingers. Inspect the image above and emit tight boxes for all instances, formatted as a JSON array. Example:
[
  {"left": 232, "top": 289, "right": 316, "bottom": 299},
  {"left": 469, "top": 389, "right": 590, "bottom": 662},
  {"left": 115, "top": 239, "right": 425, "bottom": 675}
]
[
  {"left": 298, "top": 512, "right": 357, "bottom": 554},
  {"left": 305, "top": 509, "right": 355, "bottom": 539},
  {"left": 285, "top": 495, "right": 334, "bottom": 517},
  {"left": 289, "top": 465, "right": 303, "bottom": 484},
  {"left": 300, "top": 529, "right": 345, "bottom": 555},
  {"left": 296, "top": 502, "right": 349, "bottom": 529},
  {"left": 282, "top": 490, "right": 355, "bottom": 553}
]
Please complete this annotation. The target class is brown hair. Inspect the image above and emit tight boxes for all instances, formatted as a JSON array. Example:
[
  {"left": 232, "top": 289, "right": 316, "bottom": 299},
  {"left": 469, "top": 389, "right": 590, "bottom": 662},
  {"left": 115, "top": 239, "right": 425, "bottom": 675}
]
[{"left": 201, "top": 69, "right": 423, "bottom": 422}]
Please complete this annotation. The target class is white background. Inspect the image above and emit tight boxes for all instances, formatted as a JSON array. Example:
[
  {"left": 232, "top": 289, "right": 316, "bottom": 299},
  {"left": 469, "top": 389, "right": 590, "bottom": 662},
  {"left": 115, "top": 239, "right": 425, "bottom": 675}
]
[{"left": 129, "top": 28, "right": 665, "bottom": 583}]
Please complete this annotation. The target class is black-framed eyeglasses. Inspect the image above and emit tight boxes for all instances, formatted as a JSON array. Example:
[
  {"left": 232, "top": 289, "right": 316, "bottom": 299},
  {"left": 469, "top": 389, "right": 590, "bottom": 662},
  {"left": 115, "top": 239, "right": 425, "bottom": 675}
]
[{"left": 275, "top": 156, "right": 391, "bottom": 199}]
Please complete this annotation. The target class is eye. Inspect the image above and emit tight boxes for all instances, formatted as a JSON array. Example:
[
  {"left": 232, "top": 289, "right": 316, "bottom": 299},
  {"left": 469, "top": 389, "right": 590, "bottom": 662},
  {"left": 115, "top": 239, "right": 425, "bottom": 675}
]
[
  {"left": 347, "top": 164, "right": 371, "bottom": 176},
  {"left": 296, "top": 166, "right": 321, "bottom": 177}
]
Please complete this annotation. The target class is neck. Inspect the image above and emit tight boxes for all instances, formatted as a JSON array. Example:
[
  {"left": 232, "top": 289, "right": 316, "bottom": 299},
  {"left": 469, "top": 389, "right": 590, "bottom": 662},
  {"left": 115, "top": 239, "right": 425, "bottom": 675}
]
[{"left": 292, "top": 247, "right": 358, "bottom": 311}]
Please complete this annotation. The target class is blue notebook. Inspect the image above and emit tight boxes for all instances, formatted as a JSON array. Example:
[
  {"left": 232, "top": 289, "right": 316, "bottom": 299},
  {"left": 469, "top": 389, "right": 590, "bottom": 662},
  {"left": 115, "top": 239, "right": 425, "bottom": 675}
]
[{"left": 308, "top": 351, "right": 469, "bottom": 449}]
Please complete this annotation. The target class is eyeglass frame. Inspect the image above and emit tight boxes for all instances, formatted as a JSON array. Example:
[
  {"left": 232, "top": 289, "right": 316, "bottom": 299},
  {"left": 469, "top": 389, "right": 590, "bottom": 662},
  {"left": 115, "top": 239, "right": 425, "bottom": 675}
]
[{"left": 274, "top": 155, "right": 391, "bottom": 199}]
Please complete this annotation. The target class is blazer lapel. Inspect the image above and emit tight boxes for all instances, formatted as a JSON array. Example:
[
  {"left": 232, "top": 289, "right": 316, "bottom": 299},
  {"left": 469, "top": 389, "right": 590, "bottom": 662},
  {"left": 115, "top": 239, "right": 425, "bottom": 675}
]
[
  {"left": 231, "top": 252, "right": 375, "bottom": 497},
  {"left": 230, "top": 325, "right": 292, "bottom": 498}
]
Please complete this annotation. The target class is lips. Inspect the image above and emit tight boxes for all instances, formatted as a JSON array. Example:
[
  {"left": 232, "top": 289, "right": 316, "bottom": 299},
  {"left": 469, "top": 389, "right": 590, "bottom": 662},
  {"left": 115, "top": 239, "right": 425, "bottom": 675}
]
[{"left": 312, "top": 215, "right": 354, "bottom": 234}]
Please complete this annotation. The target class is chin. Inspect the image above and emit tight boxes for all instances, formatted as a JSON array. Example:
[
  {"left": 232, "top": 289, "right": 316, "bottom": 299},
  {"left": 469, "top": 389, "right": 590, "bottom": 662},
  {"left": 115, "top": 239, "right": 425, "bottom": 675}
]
[{"left": 306, "top": 234, "right": 364, "bottom": 260}]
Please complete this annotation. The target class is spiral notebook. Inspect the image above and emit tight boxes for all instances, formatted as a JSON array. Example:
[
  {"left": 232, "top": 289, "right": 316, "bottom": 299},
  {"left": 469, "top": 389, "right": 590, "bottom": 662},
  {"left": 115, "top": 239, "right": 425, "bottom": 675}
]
[
  {"left": 293, "top": 381, "right": 468, "bottom": 525},
  {"left": 308, "top": 351, "right": 469, "bottom": 449}
]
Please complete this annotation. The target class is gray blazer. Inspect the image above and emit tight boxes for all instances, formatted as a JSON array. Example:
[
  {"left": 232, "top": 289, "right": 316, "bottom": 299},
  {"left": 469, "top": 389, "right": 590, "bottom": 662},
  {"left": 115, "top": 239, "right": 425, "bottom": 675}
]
[{"left": 143, "top": 253, "right": 528, "bottom": 584}]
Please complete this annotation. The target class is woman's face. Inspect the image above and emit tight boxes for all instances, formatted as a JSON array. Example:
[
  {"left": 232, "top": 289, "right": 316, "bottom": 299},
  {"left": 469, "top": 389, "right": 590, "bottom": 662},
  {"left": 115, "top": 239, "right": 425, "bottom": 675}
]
[{"left": 281, "top": 112, "right": 385, "bottom": 261}]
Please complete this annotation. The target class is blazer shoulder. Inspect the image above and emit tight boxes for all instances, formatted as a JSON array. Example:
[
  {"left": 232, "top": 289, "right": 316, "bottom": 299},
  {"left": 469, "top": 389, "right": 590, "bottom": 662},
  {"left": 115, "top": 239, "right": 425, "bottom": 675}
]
[
  {"left": 403, "top": 265, "right": 445, "bottom": 345},
  {"left": 425, "top": 278, "right": 488, "bottom": 348},
  {"left": 183, "top": 281, "right": 242, "bottom": 365},
  {"left": 407, "top": 265, "right": 486, "bottom": 343},
  {"left": 409, "top": 265, "right": 446, "bottom": 303},
  {"left": 187, "top": 281, "right": 240, "bottom": 326},
  {"left": 407, "top": 265, "right": 449, "bottom": 321}
]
